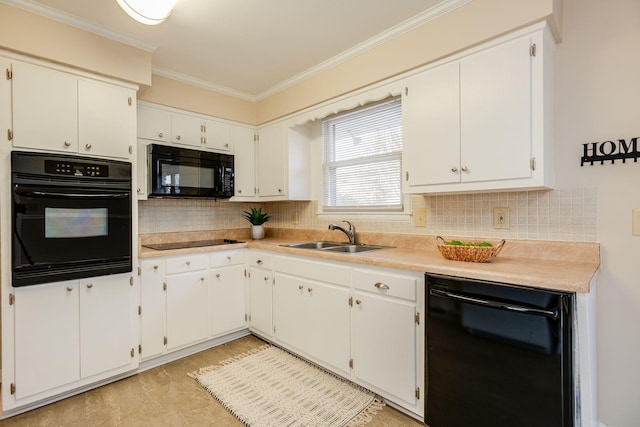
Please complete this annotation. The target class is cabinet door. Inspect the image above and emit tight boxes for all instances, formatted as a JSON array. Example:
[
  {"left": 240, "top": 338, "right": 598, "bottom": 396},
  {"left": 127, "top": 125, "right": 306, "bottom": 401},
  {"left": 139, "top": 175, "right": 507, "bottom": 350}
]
[
  {"left": 257, "top": 122, "right": 286, "bottom": 197},
  {"left": 11, "top": 61, "right": 78, "bottom": 152},
  {"left": 14, "top": 281, "right": 80, "bottom": 399},
  {"left": 204, "top": 120, "right": 233, "bottom": 152},
  {"left": 233, "top": 125, "right": 257, "bottom": 198},
  {"left": 352, "top": 293, "right": 417, "bottom": 406},
  {"left": 140, "top": 260, "right": 166, "bottom": 359},
  {"left": 273, "top": 273, "right": 309, "bottom": 353},
  {"left": 249, "top": 267, "right": 272, "bottom": 336},
  {"left": 80, "top": 274, "right": 135, "bottom": 378},
  {"left": 210, "top": 264, "right": 246, "bottom": 336},
  {"left": 166, "top": 271, "right": 209, "bottom": 349},
  {"left": 136, "top": 141, "right": 149, "bottom": 199},
  {"left": 171, "top": 114, "right": 203, "bottom": 148},
  {"left": 306, "top": 281, "right": 350, "bottom": 374},
  {"left": 460, "top": 35, "right": 532, "bottom": 183},
  {"left": 138, "top": 105, "right": 169, "bottom": 142},
  {"left": 403, "top": 61, "right": 460, "bottom": 188},
  {"left": 78, "top": 79, "right": 134, "bottom": 159}
]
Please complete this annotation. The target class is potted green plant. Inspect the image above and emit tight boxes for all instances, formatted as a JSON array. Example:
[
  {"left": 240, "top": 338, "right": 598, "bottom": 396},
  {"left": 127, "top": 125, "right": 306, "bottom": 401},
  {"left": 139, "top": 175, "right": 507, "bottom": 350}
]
[{"left": 242, "top": 207, "right": 270, "bottom": 240}]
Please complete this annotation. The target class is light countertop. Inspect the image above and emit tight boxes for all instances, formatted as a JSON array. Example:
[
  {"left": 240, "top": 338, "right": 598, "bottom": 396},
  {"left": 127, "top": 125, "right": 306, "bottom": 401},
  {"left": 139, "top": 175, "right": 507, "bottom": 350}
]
[{"left": 139, "top": 229, "right": 600, "bottom": 293}]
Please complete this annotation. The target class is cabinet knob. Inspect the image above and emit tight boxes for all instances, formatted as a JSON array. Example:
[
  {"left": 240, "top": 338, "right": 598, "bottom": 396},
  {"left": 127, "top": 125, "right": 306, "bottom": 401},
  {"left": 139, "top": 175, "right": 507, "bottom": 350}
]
[
  {"left": 256, "top": 259, "right": 264, "bottom": 265},
  {"left": 307, "top": 287, "right": 313, "bottom": 293},
  {"left": 374, "top": 282, "right": 390, "bottom": 290},
  {"left": 238, "top": 189, "right": 242, "bottom": 194},
  {"left": 86, "top": 283, "right": 93, "bottom": 289},
  {"left": 224, "top": 143, "right": 229, "bottom": 148},
  {"left": 356, "top": 299, "right": 361, "bottom": 305},
  {"left": 278, "top": 189, "right": 283, "bottom": 193},
  {"left": 461, "top": 165, "right": 468, "bottom": 172},
  {"left": 85, "top": 143, "right": 92, "bottom": 150},
  {"left": 66, "top": 286, "right": 74, "bottom": 292},
  {"left": 176, "top": 135, "right": 181, "bottom": 141},
  {"left": 216, "top": 273, "right": 220, "bottom": 278},
  {"left": 200, "top": 277, "right": 205, "bottom": 281},
  {"left": 153, "top": 265, "right": 158, "bottom": 270},
  {"left": 64, "top": 141, "right": 71, "bottom": 147},
  {"left": 451, "top": 166, "right": 458, "bottom": 173},
  {"left": 137, "top": 187, "right": 141, "bottom": 193},
  {"left": 158, "top": 132, "right": 163, "bottom": 138},
  {"left": 298, "top": 285, "right": 304, "bottom": 290},
  {"left": 263, "top": 276, "right": 269, "bottom": 282},
  {"left": 226, "top": 256, "right": 231, "bottom": 261},
  {"left": 186, "top": 260, "right": 191, "bottom": 266}
]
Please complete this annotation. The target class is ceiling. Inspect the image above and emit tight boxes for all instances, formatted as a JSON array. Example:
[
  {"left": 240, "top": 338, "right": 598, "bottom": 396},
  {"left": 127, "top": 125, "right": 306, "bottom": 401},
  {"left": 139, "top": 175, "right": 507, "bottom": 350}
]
[{"left": 7, "top": 0, "right": 462, "bottom": 99}]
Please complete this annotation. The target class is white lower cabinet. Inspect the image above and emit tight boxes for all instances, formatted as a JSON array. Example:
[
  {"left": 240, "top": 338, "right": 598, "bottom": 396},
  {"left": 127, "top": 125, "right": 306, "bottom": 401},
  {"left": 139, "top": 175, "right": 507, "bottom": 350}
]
[
  {"left": 166, "top": 271, "right": 210, "bottom": 350},
  {"left": 139, "top": 250, "right": 248, "bottom": 359},
  {"left": 248, "top": 266, "right": 273, "bottom": 337},
  {"left": 351, "top": 267, "right": 422, "bottom": 409},
  {"left": 273, "top": 274, "right": 351, "bottom": 374},
  {"left": 14, "top": 281, "right": 80, "bottom": 400},
  {"left": 13, "top": 273, "right": 137, "bottom": 402}
]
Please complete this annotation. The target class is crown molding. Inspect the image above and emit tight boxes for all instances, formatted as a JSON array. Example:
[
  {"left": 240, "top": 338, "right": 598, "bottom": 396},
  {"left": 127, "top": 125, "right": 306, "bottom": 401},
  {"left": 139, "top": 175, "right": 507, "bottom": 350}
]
[
  {"left": 152, "top": 67, "right": 257, "bottom": 102},
  {"left": 255, "top": 0, "right": 471, "bottom": 100},
  {"left": 0, "top": 0, "right": 158, "bottom": 52}
]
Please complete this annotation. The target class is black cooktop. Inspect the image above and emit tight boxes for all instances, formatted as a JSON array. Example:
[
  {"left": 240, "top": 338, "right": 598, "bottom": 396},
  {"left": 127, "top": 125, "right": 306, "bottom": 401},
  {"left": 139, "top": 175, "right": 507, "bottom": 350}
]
[{"left": 142, "top": 239, "right": 244, "bottom": 251}]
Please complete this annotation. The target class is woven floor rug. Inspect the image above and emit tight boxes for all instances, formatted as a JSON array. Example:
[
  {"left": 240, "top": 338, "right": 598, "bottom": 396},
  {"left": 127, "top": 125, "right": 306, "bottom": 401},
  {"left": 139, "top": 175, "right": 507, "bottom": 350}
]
[{"left": 189, "top": 345, "right": 384, "bottom": 427}]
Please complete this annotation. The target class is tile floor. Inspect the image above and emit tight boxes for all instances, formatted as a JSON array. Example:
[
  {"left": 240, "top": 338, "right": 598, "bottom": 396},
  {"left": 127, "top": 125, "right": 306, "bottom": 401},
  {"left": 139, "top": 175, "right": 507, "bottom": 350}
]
[{"left": 0, "top": 335, "right": 423, "bottom": 426}]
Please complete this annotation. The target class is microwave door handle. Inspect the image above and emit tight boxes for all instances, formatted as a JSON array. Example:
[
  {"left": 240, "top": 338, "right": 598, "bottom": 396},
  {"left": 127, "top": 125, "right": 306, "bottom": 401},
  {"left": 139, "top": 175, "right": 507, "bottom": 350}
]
[{"left": 15, "top": 190, "right": 129, "bottom": 199}]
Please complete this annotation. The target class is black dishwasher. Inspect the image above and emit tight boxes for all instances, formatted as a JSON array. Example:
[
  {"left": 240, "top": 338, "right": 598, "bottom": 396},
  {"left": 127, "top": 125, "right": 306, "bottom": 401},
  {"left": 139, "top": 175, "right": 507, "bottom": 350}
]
[{"left": 425, "top": 274, "right": 574, "bottom": 427}]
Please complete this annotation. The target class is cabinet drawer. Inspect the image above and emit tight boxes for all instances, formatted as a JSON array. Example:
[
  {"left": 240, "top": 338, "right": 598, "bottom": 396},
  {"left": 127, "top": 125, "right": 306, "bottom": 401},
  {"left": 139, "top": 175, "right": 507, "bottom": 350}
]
[
  {"left": 353, "top": 268, "right": 417, "bottom": 301},
  {"left": 209, "top": 249, "right": 245, "bottom": 268},
  {"left": 248, "top": 252, "right": 272, "bottom": 269},
  {"left": 165, "top": 254, "right": 208, "bottom": 274},
  {"left": 274, "top": 255, "right": 350, "bottom": 287}
]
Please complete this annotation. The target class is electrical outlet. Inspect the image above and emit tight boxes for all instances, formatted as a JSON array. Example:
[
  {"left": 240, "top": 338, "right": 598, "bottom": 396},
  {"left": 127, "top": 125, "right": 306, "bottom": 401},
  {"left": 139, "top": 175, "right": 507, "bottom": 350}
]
[
  {"left": 413, "top": 208, "right": 426, "bottom": 227},
  {"left": 290, "top": 210, "right": 298, "bottom": 226},
  {"left": 493, "top": 207, "right": 510, "bottom": 229}
]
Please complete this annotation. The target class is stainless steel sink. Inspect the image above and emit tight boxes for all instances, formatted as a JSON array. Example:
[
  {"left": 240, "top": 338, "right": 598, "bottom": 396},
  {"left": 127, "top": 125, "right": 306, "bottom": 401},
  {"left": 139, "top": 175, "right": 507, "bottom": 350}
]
[
  {"left": 284, "top": 241, "right": 344, "bottom": 249},
  {"left": 282, "top": 241, "right": 389, "bottom": 253},
  {"left": 323, "top": 244, "right": 385, "bottom": 253}
]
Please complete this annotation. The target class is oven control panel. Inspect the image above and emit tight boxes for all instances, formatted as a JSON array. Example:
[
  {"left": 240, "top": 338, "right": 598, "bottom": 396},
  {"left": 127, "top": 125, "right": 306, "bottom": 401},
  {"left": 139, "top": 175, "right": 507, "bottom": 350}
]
[{"left": 44, "top": 160, "right": 109, "bottom": 177}]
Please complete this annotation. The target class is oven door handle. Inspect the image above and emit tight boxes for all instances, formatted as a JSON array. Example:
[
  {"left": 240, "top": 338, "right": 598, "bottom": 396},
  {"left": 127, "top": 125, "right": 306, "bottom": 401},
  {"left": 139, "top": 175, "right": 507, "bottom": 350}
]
[
  {"left": 429, "top": 287, "right": 559, "bottom": 319},
  {"left": 15, "top": 189, "right": 130, "bottom": 199}
]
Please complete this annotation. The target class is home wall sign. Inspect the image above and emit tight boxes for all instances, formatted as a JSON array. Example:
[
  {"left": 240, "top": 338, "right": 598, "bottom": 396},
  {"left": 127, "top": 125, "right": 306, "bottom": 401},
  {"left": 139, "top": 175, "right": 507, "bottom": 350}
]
[{"left": 581, "top": 137, "right": 639, "bottom": 166}]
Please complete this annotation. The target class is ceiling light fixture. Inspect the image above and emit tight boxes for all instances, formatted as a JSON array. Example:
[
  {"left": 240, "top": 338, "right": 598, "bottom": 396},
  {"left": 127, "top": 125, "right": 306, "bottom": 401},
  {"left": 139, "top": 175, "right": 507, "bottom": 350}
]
[{"left": 116, "top": 0, "right": 178, "bottom": 25}]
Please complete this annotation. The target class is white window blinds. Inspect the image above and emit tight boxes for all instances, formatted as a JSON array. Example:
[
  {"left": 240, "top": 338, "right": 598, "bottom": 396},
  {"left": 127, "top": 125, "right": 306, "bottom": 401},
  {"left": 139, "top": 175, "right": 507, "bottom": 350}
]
[{"left": 322, "top": 97, "right": 402, "bottom": 212}]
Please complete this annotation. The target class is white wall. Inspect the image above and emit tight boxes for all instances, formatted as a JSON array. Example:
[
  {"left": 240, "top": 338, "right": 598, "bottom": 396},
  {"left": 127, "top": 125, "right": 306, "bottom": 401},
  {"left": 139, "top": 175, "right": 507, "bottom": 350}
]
[{"left": 554, "top": 0, "right": 640, "bottom": 425}]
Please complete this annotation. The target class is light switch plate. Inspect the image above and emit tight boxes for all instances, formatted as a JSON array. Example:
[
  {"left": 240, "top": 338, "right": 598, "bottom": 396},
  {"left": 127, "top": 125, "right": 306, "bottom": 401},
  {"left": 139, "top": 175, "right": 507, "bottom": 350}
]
[
  {"left": 493, "top": 207, "right": 510, "bottom": 229},
  {"left": 632, "top": 209, "right": 640, "bottom": 236},
  {"left": 413, "top": 208, "right": 426, "bottom": 227}
]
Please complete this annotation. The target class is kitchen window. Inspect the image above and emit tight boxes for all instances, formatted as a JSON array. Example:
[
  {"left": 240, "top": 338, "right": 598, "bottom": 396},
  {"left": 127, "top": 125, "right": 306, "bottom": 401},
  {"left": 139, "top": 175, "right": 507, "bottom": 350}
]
[{"left": 321, "top": 97, "right": 404, "bottom": 214}]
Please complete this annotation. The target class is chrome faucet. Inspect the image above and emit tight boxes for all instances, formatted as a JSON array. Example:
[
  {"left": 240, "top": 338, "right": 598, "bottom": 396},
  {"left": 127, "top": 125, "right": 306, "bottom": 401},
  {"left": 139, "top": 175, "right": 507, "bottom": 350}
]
[{"left": 328, "top": 221, "right": 357, "bottom": 244}]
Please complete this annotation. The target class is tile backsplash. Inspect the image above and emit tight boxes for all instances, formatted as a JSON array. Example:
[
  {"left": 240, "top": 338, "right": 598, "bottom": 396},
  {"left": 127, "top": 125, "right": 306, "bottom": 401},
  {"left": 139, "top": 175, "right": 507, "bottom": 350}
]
[{"left": 139, "top": 188, "right": 597, "bottom": 242}]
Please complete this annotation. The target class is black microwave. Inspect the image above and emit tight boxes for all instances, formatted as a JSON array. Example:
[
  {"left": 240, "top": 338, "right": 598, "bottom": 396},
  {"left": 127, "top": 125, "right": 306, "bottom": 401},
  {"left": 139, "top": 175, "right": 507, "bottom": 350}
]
[{"left": 148, "top": 144, "right": 234, "bottom": 198}]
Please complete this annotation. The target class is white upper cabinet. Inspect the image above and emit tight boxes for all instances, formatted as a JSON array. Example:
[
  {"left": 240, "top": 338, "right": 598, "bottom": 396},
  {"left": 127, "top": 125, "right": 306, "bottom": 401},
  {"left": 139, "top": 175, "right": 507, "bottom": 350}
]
[
  {"left": 204, "top": 119, "right": 233, "bottom": 152},
  {"left": 137, "top": 106, "right": 169, "bottom": 142},
  {"left": 256, "top": 121, "right": 287, "bottom": 197},
  {"left": 403, "top": 23, "right": 554, "bottom": 193},
  {"left": 10, "top": 61, "right": 135, "bottom": 159},
  {"left": 171, "top": 113, "right": 203, "bottom": 148},
  {"left": 232, "top": 125, "right": 257, "bottom": 197},
  {"left": 11, "top": 61, "right": 78, "bottom": 153}
]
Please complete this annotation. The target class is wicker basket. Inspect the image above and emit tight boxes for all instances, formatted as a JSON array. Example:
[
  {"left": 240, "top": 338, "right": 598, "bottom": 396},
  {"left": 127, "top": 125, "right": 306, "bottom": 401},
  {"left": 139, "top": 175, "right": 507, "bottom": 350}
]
[{"left": 436, "top": 236, "right": 506, "bottom": 263}]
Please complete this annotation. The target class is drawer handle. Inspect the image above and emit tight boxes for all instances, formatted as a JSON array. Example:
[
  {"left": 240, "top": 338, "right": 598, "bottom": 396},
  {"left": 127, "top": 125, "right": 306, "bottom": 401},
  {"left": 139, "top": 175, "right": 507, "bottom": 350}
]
[
  {"left": 176, "top": 135, "right": 181, "bottom": 141},
  {"left": 200, "top": 277, "right": 205, "bottom": 281},
  {"left": 226, "top": 256, "right": 231, "bottom": 261},
  {"left": 158, "top": 132, "right": 163, "bottom": 138},
  {"left": 85, "top": 143, "right": 92, "bottom": 150},
  {"left": 186, "top": 261, "right": 191, "bottom": 266},
  {"left": 66, "top": 286, "right": 74, "bottom": 292},
  {"left": 256, "top": 259, "right": 264, "bottom": 265},
  {"left": 153, "top": 265, "right": 158, "bottom": 270},
  {"left": 64, "top": 141, "right": 71, "bottom": 147},
  {"left": 86, "top": 283, "right": 93, "bottom": 289},
  {"left": 374, "top": 282, "right": 390, "bottom": 290}
]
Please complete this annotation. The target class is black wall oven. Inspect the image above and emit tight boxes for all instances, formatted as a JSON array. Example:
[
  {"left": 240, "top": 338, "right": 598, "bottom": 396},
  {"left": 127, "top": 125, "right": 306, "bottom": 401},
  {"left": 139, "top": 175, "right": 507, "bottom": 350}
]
[
  {"left": 12, "top": 151, "right": 132, "bottom": 287},
  {"left": 149, "top": 144, "right": 234, "bottom": 198}
]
